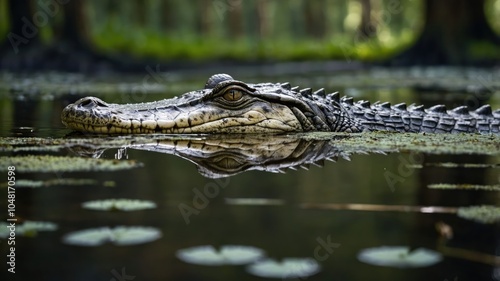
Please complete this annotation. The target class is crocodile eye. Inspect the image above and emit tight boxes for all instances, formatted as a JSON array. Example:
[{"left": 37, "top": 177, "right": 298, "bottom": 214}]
[{"left": 223, "top": 89, "right": 243, "bottom": 101}]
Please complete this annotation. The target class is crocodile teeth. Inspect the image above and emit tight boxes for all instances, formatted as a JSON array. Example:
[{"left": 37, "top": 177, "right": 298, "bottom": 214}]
[
  {"left": 393, "top": 103, "right": 407, "bottom": 111},
  {"left": 313, "top": 88, "right": 326, "bottom": 97},
  {"left": 474, "top": 104, "right": 492, "bottom": 116},
  {"left": 428, "top": 104, "right": 447, "bottom": 113},
  {"left": 291, "top": 86, "right": 300, "bottom": 91},
  {"left": 450, "top": 105, "right": 469, "bottom": 115}
]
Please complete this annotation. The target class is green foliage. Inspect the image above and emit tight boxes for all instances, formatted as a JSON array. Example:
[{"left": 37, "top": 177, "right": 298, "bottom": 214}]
[
  {"left": 1, "top": 0, "right": 497, "bottom": 62},
  {"left": 93, "top": 27, "right": 416, "bottom": 62},
  {"left": 88, "top": 0, "right": 422, "bottom": 62},
  {"left": 485, "top": 0, "right": 500, "bottom": 34},
  {"left": 468, "top": 40, "right": 500, "bottom": 61}
]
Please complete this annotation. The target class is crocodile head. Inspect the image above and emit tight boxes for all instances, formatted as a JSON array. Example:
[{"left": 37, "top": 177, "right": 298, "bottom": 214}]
[{"left": 61, "top": 74, "right": 359, "bottom": 134}]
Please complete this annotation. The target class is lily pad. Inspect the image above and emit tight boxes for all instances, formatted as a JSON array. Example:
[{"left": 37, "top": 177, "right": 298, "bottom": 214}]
[
  {"left": 82, "top": 199, "right": 157, "bottom": 211},
  {"left": 176, "top": 245, "right": 265, "bottom": 266},
  {"left": 0, "top": 221, "right": 58, "bottom": 238},
  {"left": 246, "top": 258, "right": 321, "bottom": 279},
  {"left": 62, "top": 226, "right": 162, "bottom": 246},
  {"left": 457, "top": 205, "right": 500, "bottom": 224},
  {"left": 357, "top": 246, "right": 442, "bottom": 268}
]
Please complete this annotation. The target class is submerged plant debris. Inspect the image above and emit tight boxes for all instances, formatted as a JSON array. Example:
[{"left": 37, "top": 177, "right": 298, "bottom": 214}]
[
  {"left": 82, "top": 199, "right": 157, "bottom": 211},
  {"left": 0, "top": 155, "right": 142, "bottom": 173},
  {"left": 62, "top": 226, "right": 162, "bottom": 246},
  {"left": 457, "top": 205, "right": 500, "bottom": 224}
]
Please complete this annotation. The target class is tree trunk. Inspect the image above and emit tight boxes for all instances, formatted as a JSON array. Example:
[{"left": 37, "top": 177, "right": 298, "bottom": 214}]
[
  {"left": 357, "top": 0, "right": 376, "bottom": 40},
  {"left": 390, "top": 0, "right": 500, "bottom": 65},
  {"left": 304, "top": 0, "right": 326, "bottom": 39},
  {"left": 257, "top": 0, "right": 270, "bottom": 38},
  {"left": 2, "top": 0, "right": 40, "bottom": 52},
  {"left": 60, "top": 0, "right": 91, "bottom": 49},
  {"left": 198, "top": 0, "right": 213, "bottom": 36},
  {"left": 228, "top": 1, "right": 243, "bottom": 39}
]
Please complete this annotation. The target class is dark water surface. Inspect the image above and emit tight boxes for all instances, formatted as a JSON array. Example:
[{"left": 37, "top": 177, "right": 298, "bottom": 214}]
[{"left": 0, "top": 71, "right": 499, "bottom": 281}]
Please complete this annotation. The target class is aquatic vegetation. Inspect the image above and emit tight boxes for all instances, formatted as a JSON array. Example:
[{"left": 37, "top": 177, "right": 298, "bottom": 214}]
[
  {"left": 82, "top": 199, "right": 157, "bottom": 211},
  {"left": 299, "top": 131, "right": 500, "bottom": 155},
  {"left": 0, "top": 221, "right": 58, "bottom": 238},
  {"left": 176, "top": 245, "right": 265, "bottom": 266},
  {"left": 246, "top": 258, "right": 321, "bottom": 279},
  {"left": 224, "top": 198, "right": 285, "bottom": 206},
  {"left": 0, "top": 155, "right": 143, "bottom": 173},
  {"left": 357, "top": 246, "right": 443, "bottom": 268},
  {"left": 330, "top": 132, "right": 500, "bottom": 155},
  {"left": 409, "top": 162, "right": 499, "bottom": 169},
  {"left": 428, "top": 184, "right": 500, "bottom": 192},
  {"left": 0, "top": 178, "right": 97, "bottom": 188},
  {"left": 62, "top": 226, "right": 162, "bottom": 246},
  {"left": 457, "top": 205, "right": 500, "bottom": 224}
]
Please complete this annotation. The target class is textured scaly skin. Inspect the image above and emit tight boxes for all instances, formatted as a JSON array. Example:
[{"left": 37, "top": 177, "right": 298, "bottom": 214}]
[{"left": 61, "top": 74, "right": 500, "bottom": 134}]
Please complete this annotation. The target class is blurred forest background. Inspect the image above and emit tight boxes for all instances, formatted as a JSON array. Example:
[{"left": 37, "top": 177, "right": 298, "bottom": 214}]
[{"left": 0, "top": 0, "right": 499, "bottom": 72}]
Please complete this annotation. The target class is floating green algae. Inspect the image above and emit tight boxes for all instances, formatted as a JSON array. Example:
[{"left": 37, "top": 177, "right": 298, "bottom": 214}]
[
  {"left": 408, "top": 162, "right": 499, "bottom": 169},
  {"left": 1, "top": 132, "right": 498, "bottom": 156},
  {"left": 0, "top": 178, "right": 97, "bottom": 188},
  {"left": 82, "top": 199, "right": 157, "bottom": 211},
  {"left": 428, "top": 184, "right": 500, "bottom": 191},
  {"left": 457, "top": 205, "right": 500, "bottom": 224},
  {"left": 298, "top": 132, "right": 500, "bottom": 155},
  {"left": 0, "top": 155, "right": 142, "bottom": 173}
]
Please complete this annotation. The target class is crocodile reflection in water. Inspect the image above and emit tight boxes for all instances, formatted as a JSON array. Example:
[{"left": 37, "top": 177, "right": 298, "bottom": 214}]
[{"left": 69, "top": 135, "right": 368, "bottom": 178}]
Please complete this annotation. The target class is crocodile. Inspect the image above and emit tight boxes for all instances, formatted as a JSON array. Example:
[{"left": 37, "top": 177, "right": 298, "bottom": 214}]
[{"left": 61, "top": 73, "right": 500, "bottom": 134}]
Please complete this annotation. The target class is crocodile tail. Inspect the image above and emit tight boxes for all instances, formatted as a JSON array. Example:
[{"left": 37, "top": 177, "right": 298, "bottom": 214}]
[{"left": 341, "top": 98, "right": 500, "bottom": 134}]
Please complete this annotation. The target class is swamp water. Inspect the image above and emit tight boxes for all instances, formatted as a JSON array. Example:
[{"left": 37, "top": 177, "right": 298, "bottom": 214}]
[{"left": 0, "top": 69, "right": 499, "bottom": 280}]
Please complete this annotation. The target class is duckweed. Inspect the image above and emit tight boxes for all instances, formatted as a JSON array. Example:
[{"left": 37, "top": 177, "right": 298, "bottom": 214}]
[
  {"left": 457, "top": 205, "right": 500, "bottom": 224},
  {"left": 82, "top": 199, "right": 157, "bottom": 211},
  {"left": 0, "top": 178, "right": 97, "bottom": 188},
  {"left": 0, "top": 155, "right": 143, "bottom": 173},
  {"left": 429, "top": 184, "right": 500, "bottom": 191}
]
